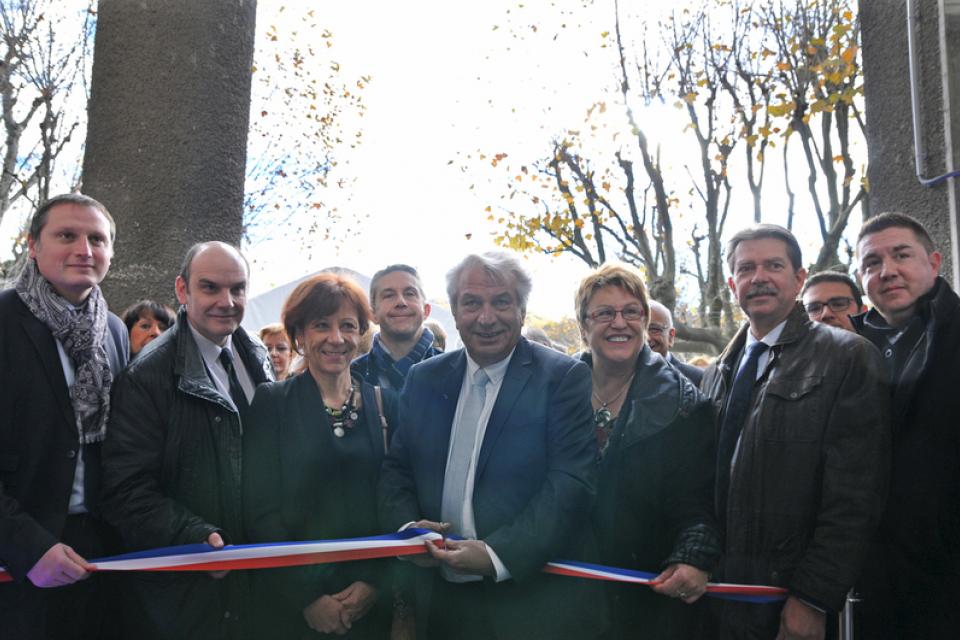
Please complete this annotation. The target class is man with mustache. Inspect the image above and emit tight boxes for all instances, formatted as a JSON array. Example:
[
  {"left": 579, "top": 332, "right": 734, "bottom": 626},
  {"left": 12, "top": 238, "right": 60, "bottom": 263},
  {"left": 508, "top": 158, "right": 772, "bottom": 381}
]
[
  {"left": 701, "top": 224, "right": 889, "bottom": 640},
  {"left": 352, "top": 264, "right": 442, "bottom": 390},
  {"left": 101, "top": 242, "right": 273, "bottom": 639},
  {"left": 852, "top": 213, "right": 960, "bottom": 639}
]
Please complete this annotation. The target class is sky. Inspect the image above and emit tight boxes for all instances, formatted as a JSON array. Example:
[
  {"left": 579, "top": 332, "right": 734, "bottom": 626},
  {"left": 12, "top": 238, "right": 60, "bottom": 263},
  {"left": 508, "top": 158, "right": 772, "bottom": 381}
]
[
  {"left": 245, "top": 0, "right": 671, "bottom": 318},
  {"left": 244, "top": 0, "right": 867, "bottom": 320},
  {"left": 0, "top": 0, "right": 867, "bottom": 323}
]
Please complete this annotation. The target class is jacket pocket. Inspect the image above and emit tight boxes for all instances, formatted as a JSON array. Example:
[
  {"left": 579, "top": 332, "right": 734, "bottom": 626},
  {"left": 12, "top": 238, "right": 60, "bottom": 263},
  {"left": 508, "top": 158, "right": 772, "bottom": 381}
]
[{"left": 761, "top": 375, "right": 824, "bottom": 442}]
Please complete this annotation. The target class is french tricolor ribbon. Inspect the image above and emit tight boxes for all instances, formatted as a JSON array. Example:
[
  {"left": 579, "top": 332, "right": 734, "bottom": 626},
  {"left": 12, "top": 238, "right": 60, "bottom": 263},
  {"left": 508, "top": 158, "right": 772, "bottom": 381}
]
[
  {"left": 0, "top": 529, "right": 787, "bottom": 602},
  {"left": 544, "top": 560, "right": 787, "bottom": 603}
]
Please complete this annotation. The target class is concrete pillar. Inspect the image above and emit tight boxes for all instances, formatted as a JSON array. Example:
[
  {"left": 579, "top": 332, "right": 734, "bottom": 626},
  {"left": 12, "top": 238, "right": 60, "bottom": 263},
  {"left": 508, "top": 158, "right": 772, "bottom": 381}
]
[
  {"left": 861, "top": 0, "right": 958, "bottom": 284},
  {"left": 82, "top": 0, "right": 257, "bottom": 310}
]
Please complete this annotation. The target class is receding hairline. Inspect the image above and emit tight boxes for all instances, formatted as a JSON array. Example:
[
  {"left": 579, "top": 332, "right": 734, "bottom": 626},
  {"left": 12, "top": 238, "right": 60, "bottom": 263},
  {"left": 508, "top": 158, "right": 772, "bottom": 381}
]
[
  {"left": 179, "top": 241, "right": 249, "bottom": 286},
  {"left": 647, "top": 300, "right": 673, "bottom": 327}
]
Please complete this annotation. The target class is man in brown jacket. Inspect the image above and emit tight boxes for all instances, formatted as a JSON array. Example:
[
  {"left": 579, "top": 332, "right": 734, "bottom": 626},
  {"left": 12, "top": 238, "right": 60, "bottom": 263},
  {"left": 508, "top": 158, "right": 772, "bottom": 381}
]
[{"left": 701, "top": 224, "right": 889, "bottom": 640}]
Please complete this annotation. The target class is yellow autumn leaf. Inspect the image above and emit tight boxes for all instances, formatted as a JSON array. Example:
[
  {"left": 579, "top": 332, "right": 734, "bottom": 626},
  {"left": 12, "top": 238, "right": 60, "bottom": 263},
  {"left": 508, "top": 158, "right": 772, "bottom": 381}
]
[{"left": 841, "top": 45, "right": 858, "bottom": 64}]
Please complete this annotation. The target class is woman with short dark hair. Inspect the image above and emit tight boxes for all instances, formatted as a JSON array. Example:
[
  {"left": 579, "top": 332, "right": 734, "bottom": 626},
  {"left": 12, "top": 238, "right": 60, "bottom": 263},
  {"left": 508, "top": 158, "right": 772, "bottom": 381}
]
[
  {"left": 243, "top": 273, "right": 395, "bottom": 639},
  {"left": 121, "top": 299, "right": 175, "bottom": 358}
]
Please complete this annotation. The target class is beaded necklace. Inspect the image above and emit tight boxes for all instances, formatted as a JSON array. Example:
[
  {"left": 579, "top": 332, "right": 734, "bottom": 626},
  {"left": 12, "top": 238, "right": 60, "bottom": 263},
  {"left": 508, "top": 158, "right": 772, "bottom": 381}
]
[{"left": 325, "top": 383, "right": 359, "bottom": 438}]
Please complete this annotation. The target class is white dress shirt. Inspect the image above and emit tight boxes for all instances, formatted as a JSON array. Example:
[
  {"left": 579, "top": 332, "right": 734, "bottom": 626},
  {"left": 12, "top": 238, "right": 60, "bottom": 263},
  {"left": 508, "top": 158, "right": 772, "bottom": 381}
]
[
  {"left": 188, "top": 324, "right": 255, "bottom": 410},
  {"left": 445, "top": 349, "right": 516, "bottom": 582}
]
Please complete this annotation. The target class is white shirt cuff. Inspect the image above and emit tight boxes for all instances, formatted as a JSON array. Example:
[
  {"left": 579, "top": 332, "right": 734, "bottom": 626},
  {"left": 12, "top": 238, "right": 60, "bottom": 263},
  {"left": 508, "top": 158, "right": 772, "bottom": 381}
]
[{"left": 483, "top": 542, "right": 511, "bottom": 582}]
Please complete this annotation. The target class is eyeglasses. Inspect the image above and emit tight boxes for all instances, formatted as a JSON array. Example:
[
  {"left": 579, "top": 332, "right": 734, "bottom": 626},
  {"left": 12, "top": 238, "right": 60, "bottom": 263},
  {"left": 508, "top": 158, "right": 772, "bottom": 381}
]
[
  {"left": 588, "top": 305, "right": 645, "bottom": 324},
  {"left": 804, "top": 296, "right": 857, "bottom": 315},
  {"left": 647, "top": 323, "right": 669, "bottom": 336}
]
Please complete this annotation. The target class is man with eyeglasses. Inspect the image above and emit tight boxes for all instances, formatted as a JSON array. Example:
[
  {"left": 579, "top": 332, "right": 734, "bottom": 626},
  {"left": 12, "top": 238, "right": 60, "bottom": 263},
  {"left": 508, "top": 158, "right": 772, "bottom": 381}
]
[
  {"left": 800, "top": 271, "right": 866, "bottom": 332},
  {"left": 647, "top": 300, "right": 703, "bottom": 385}
]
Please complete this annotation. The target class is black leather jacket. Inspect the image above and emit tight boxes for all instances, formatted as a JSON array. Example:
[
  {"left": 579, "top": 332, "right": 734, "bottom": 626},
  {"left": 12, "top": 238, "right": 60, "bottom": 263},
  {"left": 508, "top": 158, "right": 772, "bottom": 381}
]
[
  {"left": 702, "top": 303, "right": 890, "bottom": 612},
  {"left": 101, "top": 309, "right": 272, "bottom": 638},
  {"left": 853, "top": 277, "right": 960, "bottom": 575},
  {"left": 584, "top": 346, "right": 719, "bottom": 640}
]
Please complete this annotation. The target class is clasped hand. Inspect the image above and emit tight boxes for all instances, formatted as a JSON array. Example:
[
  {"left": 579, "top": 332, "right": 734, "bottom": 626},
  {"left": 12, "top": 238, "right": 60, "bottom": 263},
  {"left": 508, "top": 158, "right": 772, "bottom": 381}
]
[{"left": 303, "top": 581, "right": 379, "bottom": 635}]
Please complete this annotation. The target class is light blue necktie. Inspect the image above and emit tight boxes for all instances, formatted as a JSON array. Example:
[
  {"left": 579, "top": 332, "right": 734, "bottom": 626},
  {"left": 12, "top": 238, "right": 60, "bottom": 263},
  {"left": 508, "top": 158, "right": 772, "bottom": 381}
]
[{"left": 440, "top": 367, "right": 490, "bottom": 582}]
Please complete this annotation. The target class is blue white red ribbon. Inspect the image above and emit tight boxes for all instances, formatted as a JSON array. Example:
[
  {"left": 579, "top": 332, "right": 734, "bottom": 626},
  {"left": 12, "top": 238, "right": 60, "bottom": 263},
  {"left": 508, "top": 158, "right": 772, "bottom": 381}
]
[
  {"left": 544, "top": 560, "right": 787, "bottom": 603},
  {"left": 0, "top": 529, "right": 787, "bottom": 602}
]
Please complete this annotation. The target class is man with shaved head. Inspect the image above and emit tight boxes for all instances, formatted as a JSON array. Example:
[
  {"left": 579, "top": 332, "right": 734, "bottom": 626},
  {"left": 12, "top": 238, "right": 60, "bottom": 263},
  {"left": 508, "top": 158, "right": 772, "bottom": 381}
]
[
  {"left": 647, "top": 300, "right": 703, "bottom": 385},
  {"left": 102, "top": 242, "right": 273, "bottom": 639}
]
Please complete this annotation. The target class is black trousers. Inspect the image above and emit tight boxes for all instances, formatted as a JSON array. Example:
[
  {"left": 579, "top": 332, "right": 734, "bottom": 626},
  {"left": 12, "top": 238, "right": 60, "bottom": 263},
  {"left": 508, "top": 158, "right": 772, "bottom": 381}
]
[
  {"left": 0, "top": 513, "right": 121, "bottom": 640},
  {"left": 426, "top": 575, "right": 495, "bottom": 640}
]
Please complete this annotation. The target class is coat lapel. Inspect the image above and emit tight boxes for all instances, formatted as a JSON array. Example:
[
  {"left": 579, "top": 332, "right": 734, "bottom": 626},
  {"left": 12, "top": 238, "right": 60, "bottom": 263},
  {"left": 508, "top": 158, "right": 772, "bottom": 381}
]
[
  {"left": 476, "top": 339, "right": 532, "bottom": 481},
  {"left": 20, "top": 306, "right": 76, "bottom": 436}
]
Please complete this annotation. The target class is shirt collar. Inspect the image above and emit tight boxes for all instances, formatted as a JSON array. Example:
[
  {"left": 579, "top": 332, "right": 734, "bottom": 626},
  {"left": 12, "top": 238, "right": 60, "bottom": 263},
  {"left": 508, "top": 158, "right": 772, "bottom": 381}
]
[
  {"left": 188, "top": 322, "right": 235, "bottom": 364},
  {"left": 746, "top": 318, "right": 788, "bottom": 350},
  {"left": 465, "top": 346, "right": 516, "bottom": 385}
]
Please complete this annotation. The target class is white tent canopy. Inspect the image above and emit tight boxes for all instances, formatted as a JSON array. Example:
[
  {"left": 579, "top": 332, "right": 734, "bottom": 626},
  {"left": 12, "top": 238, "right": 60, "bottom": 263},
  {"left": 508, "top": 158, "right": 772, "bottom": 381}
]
[{"left": 242, "top": 266, "right": 460, "bottom": 348}]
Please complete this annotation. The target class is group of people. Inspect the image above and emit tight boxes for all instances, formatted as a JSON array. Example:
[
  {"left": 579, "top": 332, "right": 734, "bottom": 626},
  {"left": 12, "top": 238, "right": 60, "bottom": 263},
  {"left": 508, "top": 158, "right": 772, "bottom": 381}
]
[{"left": 0, "top": 193, "right": 956, "bottom": 640}]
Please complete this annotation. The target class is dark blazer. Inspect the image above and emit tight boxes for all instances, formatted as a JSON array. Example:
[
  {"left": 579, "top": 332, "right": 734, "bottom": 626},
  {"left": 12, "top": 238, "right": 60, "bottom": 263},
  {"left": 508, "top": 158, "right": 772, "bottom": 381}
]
[
  {"left": 0, "top": 288, "right": 128, "bottom": 578},
  {"left": 379, "top": 337, "right": 607, "bottom": 639},
  {"left": 243, "top": 373, "right": 397, "bottom": 639},
  {"left": 0, "top": 288, "right": 128, "bottom": 638},
  {"left": 667, "top": 352, "right": 704, "bottom": 386}
]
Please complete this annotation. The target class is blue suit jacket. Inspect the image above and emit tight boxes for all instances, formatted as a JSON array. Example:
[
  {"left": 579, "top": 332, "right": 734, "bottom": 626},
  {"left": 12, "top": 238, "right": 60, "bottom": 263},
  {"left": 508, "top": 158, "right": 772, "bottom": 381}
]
[{"left": 379, "top": 337, "right": 606, "bottom": 638}]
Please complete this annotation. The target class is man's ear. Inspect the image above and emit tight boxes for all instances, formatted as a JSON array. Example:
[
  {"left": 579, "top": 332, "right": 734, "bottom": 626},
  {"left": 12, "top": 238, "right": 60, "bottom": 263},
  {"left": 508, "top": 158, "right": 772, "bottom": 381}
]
[
  {"left": 175, "top": 276, "right": 188, "bottom": 305},
  {"left": 929, "top": 250, "right": 942, "bottom": 275},
  {"left": 423, "top": 302, "right": 431, "bottom": 319}
]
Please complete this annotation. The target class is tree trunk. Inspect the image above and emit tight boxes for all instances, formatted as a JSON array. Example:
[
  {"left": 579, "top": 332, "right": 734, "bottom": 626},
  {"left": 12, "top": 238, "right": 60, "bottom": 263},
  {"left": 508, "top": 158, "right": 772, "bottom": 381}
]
[{"left": 82, "top": 0, "right": 257, "bottom": 311}]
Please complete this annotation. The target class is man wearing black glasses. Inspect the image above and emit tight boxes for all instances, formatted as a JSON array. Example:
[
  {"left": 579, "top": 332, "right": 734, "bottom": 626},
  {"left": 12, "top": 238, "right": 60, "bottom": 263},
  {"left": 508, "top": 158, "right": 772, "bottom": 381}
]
[{"left": 801, "top": 271, "right": 866, "bottom": 333}]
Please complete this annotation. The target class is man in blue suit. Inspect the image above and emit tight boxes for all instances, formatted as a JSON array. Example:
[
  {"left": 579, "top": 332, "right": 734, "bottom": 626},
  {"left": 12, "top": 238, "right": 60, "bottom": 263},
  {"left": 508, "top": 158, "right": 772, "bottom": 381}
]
[{"left": 379, "top": 251, "right": 605, "bottom": 640}]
